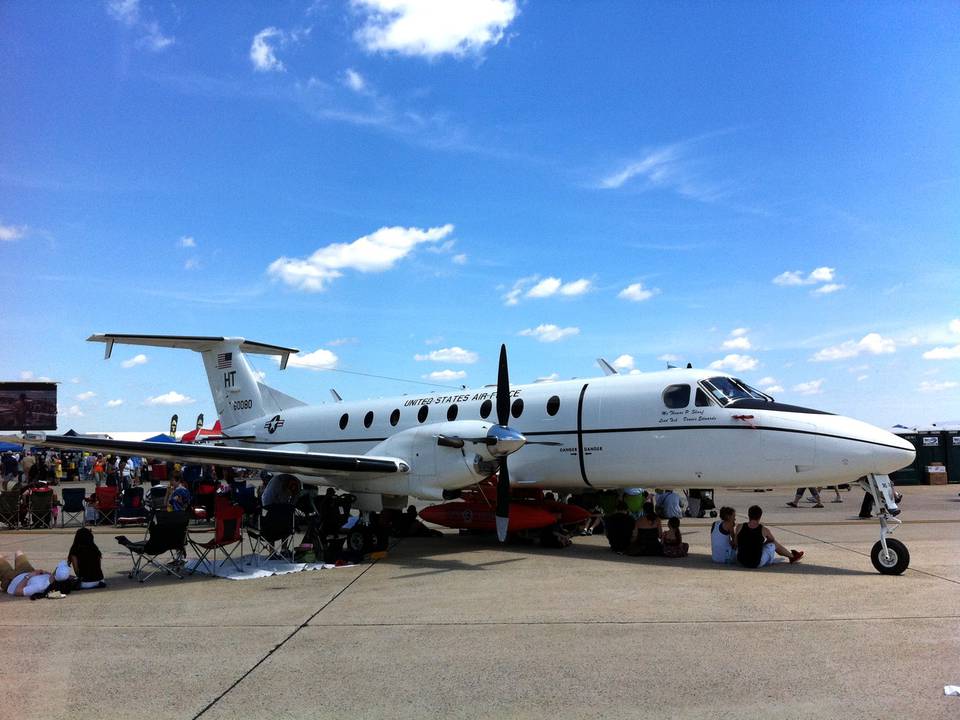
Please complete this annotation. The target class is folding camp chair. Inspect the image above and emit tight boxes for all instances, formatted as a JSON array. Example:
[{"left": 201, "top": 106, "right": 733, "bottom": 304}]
[
  {"left": 61, "top": 487, "right": 86, "bottom": 527},
  {"left": 147, "top": 484, "right": 168, "bottom": 512},
  {"left": 0, "top": 490, "right": 20, "bottom": 530},
  {"left": 188, "top": 502, "right": 244, "bottom": 575},
  {"left": 117, "top": 486, "right": 148, "bottom": 526},
  {"left": 115, "top": 510, "right": 189, "bottom": 582},
  {"left": 94, "top": 486, "right": 119, "bottom": 525},
  {"left": 246, "top": 503, "right": 295, "bottom": 565},
  {"left": 28, "top": 491, "right": 55, "bottom": 528}
]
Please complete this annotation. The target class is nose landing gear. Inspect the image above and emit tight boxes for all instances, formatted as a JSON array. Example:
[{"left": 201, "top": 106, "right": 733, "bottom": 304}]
[{"left": 860, "top": 473, "right": 910, "bottom": 575}]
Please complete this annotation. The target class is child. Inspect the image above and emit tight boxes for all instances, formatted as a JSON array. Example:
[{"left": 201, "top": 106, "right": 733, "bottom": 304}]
[
  {"left": 662, "top": 516, "right": 689, "bottom": 558},
  {"left": 68, "top": 527, "right": 105, "bottom": 589}
]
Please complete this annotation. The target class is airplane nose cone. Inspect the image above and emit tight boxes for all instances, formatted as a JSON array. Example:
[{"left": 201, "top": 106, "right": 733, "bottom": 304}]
[
  {"left": 885, "top": 432, "right": 917, "bottom": 472},
  {"left": 814, "top": 416, "right": 916, "bottom": 478}
]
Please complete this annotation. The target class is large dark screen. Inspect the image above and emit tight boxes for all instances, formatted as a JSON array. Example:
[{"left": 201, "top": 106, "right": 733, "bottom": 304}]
[{"left": 0, "top": 382, "right": 58, "bottom": 430}]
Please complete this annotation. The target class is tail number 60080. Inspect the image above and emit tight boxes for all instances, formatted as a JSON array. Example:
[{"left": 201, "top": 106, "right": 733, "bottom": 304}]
[{"left": 233, "top": 399, "right": 253, "bottom": 411}]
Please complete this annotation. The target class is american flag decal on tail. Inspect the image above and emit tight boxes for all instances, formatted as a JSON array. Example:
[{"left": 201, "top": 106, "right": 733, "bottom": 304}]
[{"left": 216, "top": 352, "right": 232, "bottom": 369}]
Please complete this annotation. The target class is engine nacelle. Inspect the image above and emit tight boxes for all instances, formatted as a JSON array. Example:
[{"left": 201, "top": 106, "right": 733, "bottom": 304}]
[{"left": 367, "top": 420, "right": 497, "bottom": 500}]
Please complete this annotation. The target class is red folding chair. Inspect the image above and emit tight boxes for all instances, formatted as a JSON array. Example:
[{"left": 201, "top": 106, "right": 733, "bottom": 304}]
[
  {"left": 94, "top": 486, "right": 119, "bottom": 525},
  {"left": 187, "top": 502, "right": 244, "bottom": 575}
]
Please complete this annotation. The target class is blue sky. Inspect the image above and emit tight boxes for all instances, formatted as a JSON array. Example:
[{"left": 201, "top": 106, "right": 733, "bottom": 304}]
[{"left": 1, "top": 0, "right": 958, "bottom": 432}]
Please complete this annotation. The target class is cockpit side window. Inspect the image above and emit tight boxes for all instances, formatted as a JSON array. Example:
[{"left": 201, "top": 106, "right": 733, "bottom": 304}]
[
  {"left": 662, "top": 384, "right": 691, "bottom": 409},
  {"left": 695, "top": 388, "right": 713, "bottom": 407},
  {"left": 701, "top": 376, "right": 772, "bottom": 406}
]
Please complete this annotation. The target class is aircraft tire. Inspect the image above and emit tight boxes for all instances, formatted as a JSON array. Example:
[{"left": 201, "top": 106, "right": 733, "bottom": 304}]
[{"left": 871, "top": 538, "right": 909, "bottom": 575}]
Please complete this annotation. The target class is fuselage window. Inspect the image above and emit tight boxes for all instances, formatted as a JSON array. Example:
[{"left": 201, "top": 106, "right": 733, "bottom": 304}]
[
  {"left": 418, "top": 405, "right": 429, "bottom": 423},
  {"left": 390, "top": 408, "right": 400, "bottom": 426},
  {"left": 447, "top": 404, "right": 458, "bottom": 421},
  {"left": 363, "top": 411, "right": 374, "bottom": 428},
  {"left": 339, "top": 413, "right": 349, "bottom": 430},
  {"left": 480, "top": 399, "right": 492, "bottom": 419},
  {"left": 511, "top": 398, "right": 524, "bottom": 419},
  {"left": 546, "top": 395, "right": 560, "bottom": 416},
  {"left": 695, "top": 388, "right": 712, "bottom": 407},
  {"left": 662, "top": 384, "right": 691, "bottom": 409}
]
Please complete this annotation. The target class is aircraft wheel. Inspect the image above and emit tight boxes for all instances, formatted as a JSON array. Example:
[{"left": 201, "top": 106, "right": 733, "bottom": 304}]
[
  {"left": 871, "top": 538, "right": 909, "bottom": 575},
  {"left": 346, "top": 528, "right": 369, "bottom": 553}
]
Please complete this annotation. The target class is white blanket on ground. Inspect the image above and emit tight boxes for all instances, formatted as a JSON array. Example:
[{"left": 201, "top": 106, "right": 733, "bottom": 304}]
[{"left": 185, "top": 553, "right": 351, "bottom": 580}]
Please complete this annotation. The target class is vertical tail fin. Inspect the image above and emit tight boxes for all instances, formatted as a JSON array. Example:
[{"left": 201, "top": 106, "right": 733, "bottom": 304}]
[{"left": 88, "top": 334, "right": 302, "bottom": 429}]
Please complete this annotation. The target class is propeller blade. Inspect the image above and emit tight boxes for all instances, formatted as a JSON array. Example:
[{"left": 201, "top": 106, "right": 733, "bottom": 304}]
[
  {"left": 496, "top": 461, "right": 510, "bottom": 542},
  {"left": 523, "top": 440, "right": 563, "bottom": 446},
  {"left": 496, "top": 343, "right": 510, "bottom": 427}
]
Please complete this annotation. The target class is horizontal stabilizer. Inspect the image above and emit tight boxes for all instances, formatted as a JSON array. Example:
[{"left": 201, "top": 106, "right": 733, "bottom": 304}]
[{"left": 88, "top": 334, "right": 299, "bottom": 369}]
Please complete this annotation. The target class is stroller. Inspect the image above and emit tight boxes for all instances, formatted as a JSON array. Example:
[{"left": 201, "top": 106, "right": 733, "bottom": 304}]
[{"left": 686, "top": 489, "right": 717, "bottom": 518}]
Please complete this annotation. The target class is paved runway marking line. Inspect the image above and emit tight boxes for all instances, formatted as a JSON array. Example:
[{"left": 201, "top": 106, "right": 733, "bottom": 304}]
[
  {"left": 191, "top": 555, "right": 383, "bottom": 720},
  {"left": 769, "top": 524, "right": 960, "bottom": 587}
]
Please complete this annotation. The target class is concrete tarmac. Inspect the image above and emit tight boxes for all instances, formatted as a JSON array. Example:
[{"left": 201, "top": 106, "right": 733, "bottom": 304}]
[{"left": 2, "top": 484, "right": 959, "bottom": 719}]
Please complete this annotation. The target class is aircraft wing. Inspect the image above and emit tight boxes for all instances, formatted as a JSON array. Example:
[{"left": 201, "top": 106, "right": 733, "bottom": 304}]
[{"left": 3, "top": 434, "right": 407, "bottom": 479}]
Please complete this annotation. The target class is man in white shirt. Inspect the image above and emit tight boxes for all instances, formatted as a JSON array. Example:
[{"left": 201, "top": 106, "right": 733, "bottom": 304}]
[{"left": 710, "top": 506, "right": 738, "bottom": 564}]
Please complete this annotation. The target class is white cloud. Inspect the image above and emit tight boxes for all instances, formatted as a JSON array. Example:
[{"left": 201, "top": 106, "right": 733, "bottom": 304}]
[
  {"left": 268, "top": 224, "right": 454, "bottom": 292},
  {"left": 145, "top": 391, "right": 195, "bottom": 406},
  {"left": 764, "top": 384, "right": 784, "bottom": 393},
  {"left": 61, "top": 405, "right": 84, "bottom": 418},
  {"left": 452, "top": 253, "right": 467, "bottom": 265},
  {"left": 286, "top": 348, "right": 339, "bottom": 370},
  {"left": 526, "top": 277, "right": 561, "bottom": 298},
  {"left": 184, "top": 258, "right": 200, "bottom": 271},
  {"left": 107, "top": 0, "right": 174, "bottom": 51},
  {"left": 773, "top": 267, "right": 842, "bottom": 294},
  {"left": 328, "top": 337, "right": 359, "bottom": 347},
  {"left": 923, "top": 345, "right": 960, "bottom": 360},
  {"left": 19, "top": 370, "right": 34, "bottom": 380},
  {"left": 559, "top": 278, "right": 591, "bottom": 296},
  {"left": 343, "top": 68, "right": 366, "bottom": 92},
  {"left": 121, "top": 353, "right": 148, "bottom": 368},
  {"left": 719, "top": 328, "right": 751, "bottom": 352},
  {"left": 658, "top": 354, "right": 680, "bottom": 362},
  {"left": 107, "top": 0, "right": 139, "bottom": 26},
  {"left": 612, "top": 354, "right": 635, "bottom": 371},
  {"left": 424, "top": 369, "right": 466, "bottom": 381},
  {"left": 708, "top": 354, "right": 759, "bottom": 372},
  {"left": 178, "top": 235, "right": 196, "bottom": 248},
  {"left": 792, "top": 379, "right": 824, "bottom": 395},
  {"left": 919, "top": 380, "right": 959, "bottom": 393},
  {"left": 757, "top": 376, "right": 776, "bottom": 386},
  {"left": 518, "top": 324, "right": 580, "bottom": 343},
  {"left": 76, "top": 391, "right": 96, "bottom": 401},
  {"left": 414, "top": 347, "right": 478, "bottom": 363},
  {"left": 950, "top": 318, "right": 960, "bottom": 335},
  {"left": 70, "top": 377, "right": 81, "bottom": 384},
  {"left": 618, "top": 282, "right": 660, "bottom": 302},
  {"left": 0, "top": 221, "right": 28, "bottom": 241},
  {"left": 812, "top": 333, "right": 896, "bottom": 361},
  {"left": 251, "top": 27, "right": 287, "bottom": 72},
  {"left": 352, "top": 0, "right": 518, "bottom": 58},
  {"left": 106, "top": 399, "right": 124, "bottom": 407},
  {"left": 856, "top": 375, "right": 868, "bottom": 382}
]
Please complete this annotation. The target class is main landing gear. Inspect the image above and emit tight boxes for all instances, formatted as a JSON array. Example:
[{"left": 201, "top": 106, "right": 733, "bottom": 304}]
[{"left": 860, "top": 473, "right": 910, "bottom": 575}]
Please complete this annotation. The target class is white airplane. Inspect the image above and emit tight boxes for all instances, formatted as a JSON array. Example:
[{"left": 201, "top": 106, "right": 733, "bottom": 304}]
[{"left": 6, "top": 333, "right": 916, "bottom": 574}]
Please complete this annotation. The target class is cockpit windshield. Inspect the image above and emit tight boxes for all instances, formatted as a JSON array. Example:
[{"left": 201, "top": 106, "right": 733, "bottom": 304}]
[{"left": 700, "top": 376, "right": 772, "bottom": 406}]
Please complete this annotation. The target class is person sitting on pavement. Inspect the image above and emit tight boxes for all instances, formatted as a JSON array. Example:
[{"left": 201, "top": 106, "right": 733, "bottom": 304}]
[
  {"left": 603, "top": 500, "right": 635, "bottom": 553},
  {"left": 0, "top": 552, "right": 72, "bottom": 598},
  {"left": 787, "top": 487, "right": 822, "bottom": 508},
  {"left": 631, "top": 501, "right": 663, "bottom": 556},
  {"left": 710, "top": 506, "right": 738, "bottom": 564},
  {"left": 736, "top": 505, "right": 803, "bottom": 568},
  {"left": 662, "top": 516, "right": 689, "bottom": 558},
  {"left": 657, "top": 489, "right": 687, "bottom": 519},
  {"left": 68, "top": 527, "right": 105, "bottom": 589}
]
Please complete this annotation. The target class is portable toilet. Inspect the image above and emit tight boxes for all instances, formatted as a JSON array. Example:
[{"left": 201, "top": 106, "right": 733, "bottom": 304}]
[
  {"left": 943, "top": 430, "right": 960, "bottom": 484},
  {"left": 916, "top": 430, "right": 947, "bottom": 484}
]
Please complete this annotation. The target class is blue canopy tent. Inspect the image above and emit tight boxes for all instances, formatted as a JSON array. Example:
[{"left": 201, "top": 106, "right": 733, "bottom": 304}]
[
  {"left": 144, "top": 434, "right": 177, "bottom": 443},
  {"left": 0, "top": 441, "right": 22, "bottom": 452}
]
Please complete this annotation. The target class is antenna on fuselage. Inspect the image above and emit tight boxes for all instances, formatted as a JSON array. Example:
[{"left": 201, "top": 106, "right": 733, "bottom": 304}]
[
  {"left": 597, "top": 358, "right": 618, "bottom": 376},
  {"left": 329, "top": 389, "right": 342, "bottom": 402}
]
